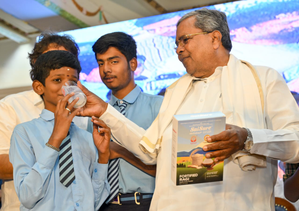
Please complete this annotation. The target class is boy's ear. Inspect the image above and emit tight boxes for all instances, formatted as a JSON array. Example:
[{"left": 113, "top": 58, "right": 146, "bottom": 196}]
[
  {"left": 129, "top": 57, "right": 137, "bottom": 72},
  {"left": 32, "top": 80, "right": 45, "bottom": 96}
]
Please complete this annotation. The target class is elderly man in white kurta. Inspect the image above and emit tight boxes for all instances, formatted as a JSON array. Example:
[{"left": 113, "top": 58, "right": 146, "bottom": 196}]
[{"left": 77, "top": 8, "right": 299, "bottom": 211}]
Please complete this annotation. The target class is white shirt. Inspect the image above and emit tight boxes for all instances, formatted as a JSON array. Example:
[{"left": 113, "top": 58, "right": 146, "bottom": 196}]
[
  {"left": 0, "top": 90, "right": 88, "bottom": 211},
  {"left": 100, "top": 64, "right": 299, "bottom": 210}
]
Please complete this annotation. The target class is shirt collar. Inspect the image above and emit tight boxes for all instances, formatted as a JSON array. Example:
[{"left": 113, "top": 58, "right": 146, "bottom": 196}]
[
  {"left": 40, "top": 109, "right": 54, "bottom": 121},
  {"left": 192, "top": 67, "right": 222, "bottom": 83},
  {"left": 110, "top": 85, "right": 141, "bottom": 105},
  {"left": 29, "top": 90, "right": 44, "bottom": 106}
]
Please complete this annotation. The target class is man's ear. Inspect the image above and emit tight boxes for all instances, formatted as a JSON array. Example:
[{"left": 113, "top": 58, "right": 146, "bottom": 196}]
[
  {"left": 129, "top": 57, "right": 137, "bottom": 72},
  {"left": 32, "top": 80, "right": 45, "bottom": 96},
  {"left": 211, "top": 30, "right": 222, "bottom": 50}
]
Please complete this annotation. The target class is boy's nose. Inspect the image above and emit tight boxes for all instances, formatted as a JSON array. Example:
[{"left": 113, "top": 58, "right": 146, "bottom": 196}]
[{"left": 103, "top": 64, "right": 112, "bottom": 73}]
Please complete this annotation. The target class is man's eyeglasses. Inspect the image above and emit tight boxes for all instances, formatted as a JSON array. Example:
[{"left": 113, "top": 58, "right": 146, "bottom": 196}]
[{"left": 175, "top": 31, "right": 212, "bottom": 50}]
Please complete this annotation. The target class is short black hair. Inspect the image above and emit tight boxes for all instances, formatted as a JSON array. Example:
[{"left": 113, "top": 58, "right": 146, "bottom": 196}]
[
  {"left": 28, "top": 32, "right": 79, "bottom": 67},
  {"left": 92, "top": 32, "right": 137, "bottom": 62},
  {"left": 30, "top": 50, "right": 81, "bottom": 86}
]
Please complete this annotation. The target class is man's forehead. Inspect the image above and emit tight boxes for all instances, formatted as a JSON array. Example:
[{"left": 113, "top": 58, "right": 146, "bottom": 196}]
[{"left": 176, "top": 16, "right": 199, "bottom": 38}]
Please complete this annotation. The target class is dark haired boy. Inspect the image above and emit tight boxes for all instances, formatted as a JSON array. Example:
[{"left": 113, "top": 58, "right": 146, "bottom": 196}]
[
  {"left": 9, "top": 50, "right": 110, "bottom": 211},
  {"left": 0, "top": 32, "right": 88, "bottom": 211},
  {"left": 90, "top": 32, "right": 163, "bottom": 210},
  {"left": 28, "top": 32, "right": 80, "bottom": 67}
]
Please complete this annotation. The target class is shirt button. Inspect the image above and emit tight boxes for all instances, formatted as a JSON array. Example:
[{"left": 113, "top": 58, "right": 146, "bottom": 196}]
[
  {"left": 204, "top": 85, "right": 207, "bottom": 88},
  {"left": 94, "top": 169, "right": 98, "bottom": 173},
  {"left": 76, "top": 203, "right": 79, "bottom": 207},
  {"left": 120, "top": 100, "right": 123, "bottom": 104},
  {"left": 73, "top": 180, "right": 76, "bottom": 184},
  {"left": 200, "top": 99, "right": 203, "bottom": 102}
]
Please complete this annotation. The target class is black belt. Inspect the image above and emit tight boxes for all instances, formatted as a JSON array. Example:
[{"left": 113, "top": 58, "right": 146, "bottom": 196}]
[{"left": 110, "top": 192, "right": 153, "bottom": 205}]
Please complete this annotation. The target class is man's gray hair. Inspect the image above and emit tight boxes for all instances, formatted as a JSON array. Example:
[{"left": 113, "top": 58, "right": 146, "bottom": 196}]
[{"left": 177, "top": 8, "right": 232, "bottom": 52}]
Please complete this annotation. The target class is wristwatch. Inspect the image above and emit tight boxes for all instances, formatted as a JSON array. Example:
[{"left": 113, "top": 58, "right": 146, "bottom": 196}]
[{"left": 243, "top": 127, "right": 253, "bottom": 152}]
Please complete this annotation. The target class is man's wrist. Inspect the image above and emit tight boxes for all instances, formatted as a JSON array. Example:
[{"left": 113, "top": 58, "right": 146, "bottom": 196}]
[
  {"left": 93, "top": 103, "right": 108, "bottom": 117},
  {"left": 243, "top": 127, "right": 253, "bottom": 152}
]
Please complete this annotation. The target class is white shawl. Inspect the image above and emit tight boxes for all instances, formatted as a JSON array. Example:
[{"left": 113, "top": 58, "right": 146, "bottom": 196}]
[{"left": 139, "top": 54, "right": 266, "bottom": 171}]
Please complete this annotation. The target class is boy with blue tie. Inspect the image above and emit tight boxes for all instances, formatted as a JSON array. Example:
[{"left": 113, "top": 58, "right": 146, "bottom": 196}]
[{"left": 9, "top": 50, "right": 110, "bottom": 211}]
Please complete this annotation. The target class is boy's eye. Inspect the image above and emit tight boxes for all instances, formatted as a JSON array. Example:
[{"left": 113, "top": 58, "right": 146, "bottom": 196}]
[
  {"left": 111, "top": 60, "right": 118, "bottom": 64},
  {"left": 53, "top": 78, "right": 61, "bottom": 82},
  {"left": 98, "top": 63, "right": 103, "bottom": 67}
]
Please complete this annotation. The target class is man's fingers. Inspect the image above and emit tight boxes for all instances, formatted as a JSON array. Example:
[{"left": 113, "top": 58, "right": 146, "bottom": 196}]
[
  {"left": 208, "top": 129, "right": 235, "bottom": 143},
  {"left": 203, "top": 140, "right": 233, "bottom": 151},
  {"left": 77, "top": 81, "right": 91, "bottom": 95},
  {"left": 225, "top": 124, "right": 233, "bottom": 130},
  {"left": 205, "top": 149, "right": 232, "bottom": 161},
  {"left": 206, "top": 124, "right": 234, "bottom": 143}
]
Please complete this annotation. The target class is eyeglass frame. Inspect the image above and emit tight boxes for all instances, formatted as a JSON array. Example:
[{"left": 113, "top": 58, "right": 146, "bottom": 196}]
[{"left": 175, "top": 31, "right": 213, "bottom": 50}]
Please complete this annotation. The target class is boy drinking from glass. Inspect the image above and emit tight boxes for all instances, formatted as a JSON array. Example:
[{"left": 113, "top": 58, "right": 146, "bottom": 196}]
[{"left": 9, "top": 50, "right": 110, "bottom": 211}]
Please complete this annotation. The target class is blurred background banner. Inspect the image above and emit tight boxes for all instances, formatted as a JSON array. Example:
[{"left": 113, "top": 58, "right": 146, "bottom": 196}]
[{"left": 55, "top": 0, "right": 299, "bottom": 102}]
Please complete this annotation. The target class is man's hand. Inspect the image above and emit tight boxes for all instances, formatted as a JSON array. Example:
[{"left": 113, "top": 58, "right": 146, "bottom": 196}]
[
  {"left": 77, "top": 81, "right": 108, "bottom": 117},
  {"left": 109, "top": 142, "right": 156, "bottom": 177},
  {"left": 203, "top": 124, "right": 247, "bottom": 162},
  {"left": 91, "top": 116, "right": 111, "bottom": 164},
  {"left": 48, "top": 93, "right": 80, "bottom": 148}
]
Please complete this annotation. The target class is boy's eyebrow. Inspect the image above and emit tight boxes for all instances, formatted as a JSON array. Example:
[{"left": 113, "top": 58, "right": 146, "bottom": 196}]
[
  {"left": 53, "top": 73, "right": 78, "bottom": 79},
  {"left": 97, "top": 56, "right": 120, "bottom": 62}
]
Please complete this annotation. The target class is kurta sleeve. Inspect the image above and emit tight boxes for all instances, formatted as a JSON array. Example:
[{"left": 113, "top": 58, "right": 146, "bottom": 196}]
[{"left": 250, "top": 68, "right": 299, "bottom": 163}]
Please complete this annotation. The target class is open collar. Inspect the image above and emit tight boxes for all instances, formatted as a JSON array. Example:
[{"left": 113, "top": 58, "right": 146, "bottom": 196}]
[{"left": 109, "top": 85, "right": 141, "bottom": 105}]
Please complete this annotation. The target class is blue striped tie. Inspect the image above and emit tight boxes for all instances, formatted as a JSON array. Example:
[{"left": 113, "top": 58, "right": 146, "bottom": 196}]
[
  {"left": 59, "top": 132, "right": 75, "bottom": 187},
  {"left": 106, "top": 100, "right": 128, "bottom": 203}
]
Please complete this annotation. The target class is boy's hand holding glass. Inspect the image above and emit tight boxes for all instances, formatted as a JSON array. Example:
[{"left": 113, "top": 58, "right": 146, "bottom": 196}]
[
  {"left": 91, "top": 116, "right": 111, "bottom": 164},
  {"left": 61, "top": 81, "right": 87, "bottom": 108},
  {"left": 48, "top": 93, "right": 81, "bottom": 149}
]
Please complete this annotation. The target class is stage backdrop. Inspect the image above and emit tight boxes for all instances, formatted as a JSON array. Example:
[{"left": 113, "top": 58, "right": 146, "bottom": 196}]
[{"left": 58, "top": 0, "right": 299, "bottom": 102}]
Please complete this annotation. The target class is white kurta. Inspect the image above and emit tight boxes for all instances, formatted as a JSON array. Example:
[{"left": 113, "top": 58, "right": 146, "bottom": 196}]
[{"left": 100, "top": 56, "right": 299, "bottom": 210}]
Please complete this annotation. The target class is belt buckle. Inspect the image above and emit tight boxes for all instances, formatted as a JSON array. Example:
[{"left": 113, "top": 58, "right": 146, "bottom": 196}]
[
  {"left": 111, "top": 193, "right": 122, "bottom": 205},
  {"left": 134, "top": 192, "right": 141, "bottom": 205}
]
